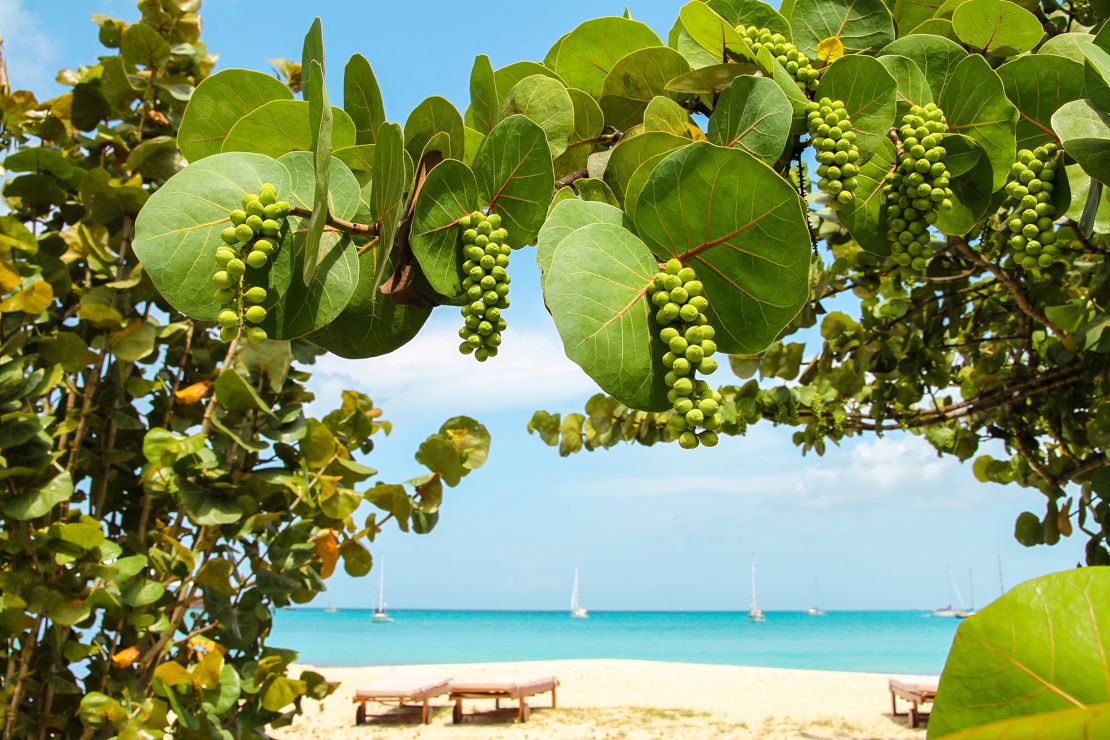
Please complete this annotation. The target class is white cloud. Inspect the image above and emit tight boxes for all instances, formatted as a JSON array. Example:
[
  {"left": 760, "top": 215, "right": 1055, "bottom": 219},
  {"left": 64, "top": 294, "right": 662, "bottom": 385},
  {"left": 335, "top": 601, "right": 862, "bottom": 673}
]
[
  {"left": 307, "top": 318, "right": 598, "bottom": 416},
  {"left": 0, "top": 1, "right": 59, "bottom": 95}
]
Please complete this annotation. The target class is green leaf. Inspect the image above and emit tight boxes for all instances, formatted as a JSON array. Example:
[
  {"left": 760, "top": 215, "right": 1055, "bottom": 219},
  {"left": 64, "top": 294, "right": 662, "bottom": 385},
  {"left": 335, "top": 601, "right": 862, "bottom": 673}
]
[
  {"left": 409, "top": 159, "right": 479, "bottom": 301},
  {"left": 132, "top": 153, "right": 294, "bottom": 321},
  {"left": 332, "top": 145, "right": 375, "bottom": 174},
  {"left": 997, "top": 54, "right": 1085, "bottom": 152},
  {"left": 259, "top": 152, "right": 360, "bottom": 340},
  {"left": 222, "top": 100, "right": 357, "bottom": 158},
  {"left": 545, "top": 222, "right": 669, "bottom": 411},
  {"left": 370, "top": 122, "right": 407, "bottom": 265},
  {"left": 938, "top": 55, "right": 1018, "bottom": 192},
  {"left": 301, "top": 17, "right": 324, "bottom": 95},
  {"left": 178, "top": 70, "right": 293, "bottom": 162},
  {"left": 1054, "top": 101, "right": 1110, "bottom": 186},
  {"left": 344, "top": 54, "right": 385, "bottom": 145},
  {"left": 214, "top": 370, "right": 272, "bottom": 416},
  {"left": 468, "top": 54, "right": 499, "bottom": 136},
  {"left": 707, "top": 76, "right": 790, "bottom": 165},
  {"left": 678, "top": 2, "right": 755, "bottom": 63},
  {"left": 644, "top": 96, "right": 694, "bottom": 136},
  {"left": 120, "top": 578, "right": 165, "bottom": 607},
  {"left": 501, "top": 74, "right": 574, "bottom": 159},
  {"left": 555, "top": 88, "right": 606, "bottom": 173},
  {"left": 839, "top": 137, "right": 897, "bottom": 255},
  {"left": 340, "top": 540, "right": 373, "bottom": 576},
  {"left": 109, "top": 318, "right": 157, "bottom": 362},
  {"left": 670, "top": 19, "right": 722, "bottom": 70},
  {"left": 416, "top": 436, "right": 465, "bottom": 487},
  {"left": 1040, "top": 32, "right": 1097, "bottom": 63},
  {"left": 879, "top": 34, "right": 968, "bottom": 104},
  {"left": 935, "top": 134, "right": 994, "bottom": 235},
  {"left": 303, "top": 59, "right": 333, "bottom": 285},
  {"left": 754, "top": 51, "right": 811, "bottom": 132},
  {"left": 575, "top": 178, "right": 620, "bottom": 207},
  {"left": 878, "top": 55, "right": 934, "bottom": 117},
  {"left": 120, "top": 23, "right": 170, "bottom": 68},
  {"left": 664, "top": 62, "right": 759, "bottom": 95},
  {"left": 1084, "top": 42, "right": 1110, "bottom": 113},
  {"left": 536, "top": 199, "right": 631, "bottom": 287},
  {"left": 548, "top": 16, "right": 663, "bottom": 97},
  {"left": 476, "top": 115, "right": 555, "bottom": 249},
  {"left": 404, "top": 96, "right": 464, "bottom": 164},
  {"left": 493, "top": 61, "right": 565, "bottom": 99},
  {"left": 178, "top": 482, "right": 244, "bottom": 526},
  {"left": 893, "top": 0, "right": 945, "bottom": 30},
  {"left": 603, "top": 132, "right": 689, "bottom": 207},
  {"left": 816, "top": 55, "right": 897, "bottom": 159},
  {"left": 634, "top": 142, "right": 811, "bottom": 356},
  {"left": 438, "top": 416, "right": 491, "bottom": 472},
  {"left": 262, "top": 676, "right": 306, "bottom": 712},
  {"left": 789, "top": 0, "right": 895, "bottom": 59},
  {"left": 599, "top": 47, "right": 692, "bottom": 134},
  {"left": 942, "top": 704, "right": 1110, "bottom": 739},
  {"left": 707, "top": 0, "right": 792, "bottom": 37},
  {"left": 930, "top": 567, "right": 1110, "bottom": 736},
  {"left": 3, "top": 472, "right": 73, "bottom": 520},
  {"left": 952, "top": 0, "right": 1042, "bottom": 57}
]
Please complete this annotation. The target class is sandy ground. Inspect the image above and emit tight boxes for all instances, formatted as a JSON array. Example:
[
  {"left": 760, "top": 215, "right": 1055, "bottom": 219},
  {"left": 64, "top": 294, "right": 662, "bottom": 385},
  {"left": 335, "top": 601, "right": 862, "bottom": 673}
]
[{"left": 273, "top": 660, "right": 932, "bottom": 739}]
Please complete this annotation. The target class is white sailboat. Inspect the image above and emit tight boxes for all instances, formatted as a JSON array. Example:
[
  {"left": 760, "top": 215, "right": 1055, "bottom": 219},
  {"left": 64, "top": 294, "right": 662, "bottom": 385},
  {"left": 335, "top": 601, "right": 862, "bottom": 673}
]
[
  {"left": 931, "top": 567, "right": 969, "bottom": 618},
  {"left": 806, "top": 578, "right": 826, "bottom": 616},
  {"left": 956, "top": 570, "right": 976, "bottom": 619},
  {"left": 372, "top": 559, "right": 393, "bottom": 623},
  {"left": 748, "top": 556, "right": 765, "bottom": 622},
  {"left": 570, "top": 567, "right": 589, "bottom": 619}
]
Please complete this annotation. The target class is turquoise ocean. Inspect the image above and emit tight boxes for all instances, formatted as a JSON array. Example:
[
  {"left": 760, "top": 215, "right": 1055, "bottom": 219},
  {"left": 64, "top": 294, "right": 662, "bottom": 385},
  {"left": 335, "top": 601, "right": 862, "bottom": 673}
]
[{"left": 271, "top": 610, "right": 960, "bottom": 674}]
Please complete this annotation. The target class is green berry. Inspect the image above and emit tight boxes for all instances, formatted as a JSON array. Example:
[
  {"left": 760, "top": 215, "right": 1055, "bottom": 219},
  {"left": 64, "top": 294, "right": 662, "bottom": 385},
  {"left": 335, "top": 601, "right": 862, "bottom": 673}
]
[
  {"left": 220, "top": 325, "right": 239, "bottom": 342},
  {"left": 234, "top": 224, "right": 254, "bottom": 243},
  {"left": 247, "top": 327, "right": 268, "bottom": 344},
  {"left": 212, "top": 271, "right": 233, "bottom": 288},
  {"left": 217, "top": 309, "right": 238, "bottom": 328},
  {"left": 229, "top": 209, "right": 247, "bottom": 226},
  {"left": 244, "top": 305, "right": 267, "bottom": 324},
  {"left": 226, "top": 259, "right": 246, "bottom": 278},
  {"left": 244, "top": 286, "right": 267, "bottom": 303},
  {"left": 221, "top": 227, "right": 239, "bottom": 245},
  {"left": 247, "top": 250, "right": 268, "bottom": 268}
]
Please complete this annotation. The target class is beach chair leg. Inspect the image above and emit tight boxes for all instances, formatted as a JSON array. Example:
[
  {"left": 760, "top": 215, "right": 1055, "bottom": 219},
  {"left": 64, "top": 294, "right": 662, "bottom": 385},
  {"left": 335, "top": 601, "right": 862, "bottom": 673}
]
[
  {"left": 551, "top": 686, "right": 557, "bottom": 709},
  {"left": 518, "top": 698, "right": 531, "bottom": 722},
  {"left": 495, "top": 698, "right": 500, "bottom": 710},
  {"left": 891, "top": 692, "right": 897, "bottom": 717},
  {"left": 910, "top": 703, "right": 920, "bottom": 728},
  {"left": 422, "top": 698, "right": 430, "bottom": 724},
  {"left": 355, "top": 702, "right": 366, "bottom": 726},
  {"left": 453, "top": 698, "right": 463, "bottom": 724}
]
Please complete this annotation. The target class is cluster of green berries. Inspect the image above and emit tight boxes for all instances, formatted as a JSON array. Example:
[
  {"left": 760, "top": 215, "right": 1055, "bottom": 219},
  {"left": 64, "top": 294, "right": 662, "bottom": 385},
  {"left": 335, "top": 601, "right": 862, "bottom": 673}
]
[
  {"left": 994, "top": 144, "right": 1061, "bottom": 274},
  {"left": 213, "top": 183, "right": 289, "bottom": 344},
  {"left": 883, "top": 104, "right": 954, "bottom": 274},
  {"left": 1070, "top": 0, "right": 1096, "bottom": 24},
  {"left": 736, "top": 26, "right": 820, "bottom": 91},
  {"left": 651, "top": 259, "right": 723, "bottom": 449},
  {"left": 457, "top": 211, "right": 511, "bottom": 362},
  {"left": 806, "top": 98, "right": 861, "bottom": 209}
]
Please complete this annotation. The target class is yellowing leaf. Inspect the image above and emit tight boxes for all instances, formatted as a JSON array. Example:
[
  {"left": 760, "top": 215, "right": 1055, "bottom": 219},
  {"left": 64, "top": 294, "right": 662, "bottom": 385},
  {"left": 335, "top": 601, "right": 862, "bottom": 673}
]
[
  {"left": 0, "top": 260, "right": 19, "bottom": 291},
  {"left": 683, "top": 122, "right": 708, "bottom": 141},
  {"left": 313, "top": 529, "right": 339, "bottom": 579},
  {"left": 191, "top": 648, "right": 223, "bottom": 690},
  {"left": 153, "top": 661, "right": 193, "bottom": 686},
  {"left": 174, "top": 381, "right": 212, "bottom": 405},
  {"left": 0, "top": 280, "right": 53, "bottom": 314},
  {"left": 110, "top": 646, "right": 140, "bottom": 669},
  {"left": 817, "top": 36, "right": 845, "bottom": 65}
]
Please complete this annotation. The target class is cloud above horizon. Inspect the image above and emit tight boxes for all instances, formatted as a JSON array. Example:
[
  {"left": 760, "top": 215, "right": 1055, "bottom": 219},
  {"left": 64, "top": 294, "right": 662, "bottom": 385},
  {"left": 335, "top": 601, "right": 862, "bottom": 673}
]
[{"left": 0, "top": 1, "right": 59, "bottom": 95}]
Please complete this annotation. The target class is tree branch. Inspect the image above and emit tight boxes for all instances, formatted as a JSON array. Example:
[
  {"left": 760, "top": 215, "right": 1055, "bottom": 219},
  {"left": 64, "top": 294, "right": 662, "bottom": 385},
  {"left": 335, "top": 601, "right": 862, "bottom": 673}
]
[
  {"left": 954, "top": 241, "right": 1061, "bottom": 336},
  {"left": 287, "top": 206, "right": 379, "bottom": 238}
]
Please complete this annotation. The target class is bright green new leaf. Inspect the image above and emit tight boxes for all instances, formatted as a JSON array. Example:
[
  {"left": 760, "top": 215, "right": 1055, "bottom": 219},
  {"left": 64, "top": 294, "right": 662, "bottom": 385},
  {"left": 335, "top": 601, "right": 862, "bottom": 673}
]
[
  {"left": 303, "top": 59, "right": 333, "bottom": 285},
  {"left": 415, "top": 436, "right": 465, "bottom": 487},
  {"left": 789, "top": 0, "right": 894, "bottom": 59},
  {"left": 177, "top": 70, "right": 295, "bottom": 163},
  {"left": 221, "top": 100, "right": 357, "bottom": 158},
  {"left": 644, "top": 96, "right": 693, "bottom": 136},
  {"left": 952, "top": 0, "right": 1042, "bottom": 57},
  {"left": 493, "top": 61, "right": 565, "bottom": 100},
  {"left": 678, "top": 2, "right": 755, "bottom": 63},
  {"left": 261, "top": 676, "right": 306, "bottom": 712},
  {"left": 468, "top": 54, "right": 499, "bottom": 135},
  {"left": 545, "top": 222, "right": 670, "bottom": 411},
  {"left": 816, "top": 55, "right": 897, "bottom": 159},
  {"left": 409, "top": 159, "right": 479, "bottom": 301},
  {"left": 600, "top": 47, "right": 691, "bottom": 133},
  {"left": 548, "top": 16, "right": 662, "bottom": 97},
  {"left": 708, "top": 76, "right": 791, "bottom": 165},
  {"left": 1053, "top": 100, "right": 1110, "bottom": 186},
  {"left": 3, "top": 472, "right": 73, "bottom": 520},
  {"left": 930, "top": 567, "right": 1110, "bottom": 736},
  {"left": 501, "top": 74, "right": 574, "bottom": 159},
  {"left": 475, "top": 115, "right": 554, "bottom": 249},
  {"left": 344, "top": 54, "right": 385, "bottom": 145},
  {"left": 404, "top": 96, "right": 464, "bottom": 164},
  {"left": 634, "top": 142, "right": 811, "bottom": 356},
  {"left": 536, "top": 199, "right": 631, "bottom": 287}
]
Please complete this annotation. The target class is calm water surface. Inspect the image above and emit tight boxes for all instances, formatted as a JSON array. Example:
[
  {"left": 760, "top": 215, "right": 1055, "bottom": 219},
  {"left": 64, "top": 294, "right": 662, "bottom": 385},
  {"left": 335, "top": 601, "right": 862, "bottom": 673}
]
[{"left": 270, "top": 609, "right": 959, "bottom": 674}]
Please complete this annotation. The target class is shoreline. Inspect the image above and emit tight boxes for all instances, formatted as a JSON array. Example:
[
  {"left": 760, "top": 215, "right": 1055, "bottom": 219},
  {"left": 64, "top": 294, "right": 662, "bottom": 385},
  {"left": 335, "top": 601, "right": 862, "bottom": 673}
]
[{"left": 274, "top": 659, "right": 930, "bottom": 738}]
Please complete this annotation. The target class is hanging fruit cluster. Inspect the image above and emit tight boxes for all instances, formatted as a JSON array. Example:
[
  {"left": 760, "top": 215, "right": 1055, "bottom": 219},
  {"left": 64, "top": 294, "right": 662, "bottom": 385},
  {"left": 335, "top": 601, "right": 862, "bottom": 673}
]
[
  {"left": 994, "top": 144, "right": 1062, "bottom": 275},
  {"left": 457, "top": 211, "right": 511, "bottom": 362},
  {"left": 213, "top": 183, "right": 289, "bottom": 344},
  {"left": 885, "top": 103, "right": 954, "bottom": 275},
  {"left": 807, "top": 98, "right": 861, "bottom": 210},
  {"left": 651, "top": 259, "right": 724, "bottom": 449},
  {"left": 736, "top": 25, "right": 820, "bottom": 91}
]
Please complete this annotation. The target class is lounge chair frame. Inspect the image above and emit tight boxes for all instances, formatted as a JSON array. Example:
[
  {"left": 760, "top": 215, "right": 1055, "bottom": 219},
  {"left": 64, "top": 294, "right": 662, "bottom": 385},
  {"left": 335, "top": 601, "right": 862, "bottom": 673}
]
[
  {"left": 352, "top": 679, "right": 450, "bottom": 725},
  {"left": 448, "top": 677, "right": 559, "bottom": 724},
  {"left": 889, "top": 679, "right": 937, "bottom": 728}
]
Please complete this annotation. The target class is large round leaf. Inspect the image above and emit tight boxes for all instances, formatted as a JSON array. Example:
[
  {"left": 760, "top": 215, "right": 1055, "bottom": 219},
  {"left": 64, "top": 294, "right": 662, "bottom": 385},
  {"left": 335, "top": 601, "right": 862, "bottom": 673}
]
[
  {"left": 815, "top": 55, "right": 897, "bottom": 159},
  {"left": 952, "top": 0, "right": 1043, "bottom": 57},
  {"left": 409, "top": 159, "right": 479, "bottom": 301},
  {"left": 893, "top": 0, "right": 945, "bottom": 32},
  {"left": 707, "top": 0, "right": 792, "bottom": 37},
  {"left": 133, "top": 152, "right": 294, "bottom": 321},
  {"left": 475, "top": 115, "right": 554, "bottom": 249},
  {"left": 404, "top": 96, "right": 464, "bottom": 164},
  {"left": 789, "top": 0, "right": 895, "bottom": 59},
  {"left": 707, "top": 76, "right": 791, "bottom": 166},
  {"left": 938, "top": 55, "right": 1018, "bottom": 192},
  {"left": 879, "top": 34, "right": 968, "bottom": 103},
  {"left": 599, "top": 47, "right": 691, "bottom": 133},
  {"left": 633, "top": 142, "right": 811, "bottom": 355},
  {"left": 493, "top": 62, "right": 565, "bottom": 99},
  {"left": 258, "top": 153, "right": 360, "bottom": 340},
  {"left": 644, "top": 96, "right": 694, "bottom": 136},
  {"left": 877, "top": 55, "right": 932, "bottom": 117},
  {"left": 548, "top": 17, "right": 662, "bottom": 97},
  {"left": 930, "top": 567, "right": 1110, "bottom": 737},
  {"left": 935, "top": 134, "right": 994, "bottom": 235},
  {"left": 997, "top": 54, "right": 1086, "bottom": 152},
  {"left": 536, "top": 199, "right": 631, "bottom": 287},
  {"left": 307, "top": 243, "right": 431, "bottom": 359},
  {"left": 679, "top": 1, "right": 756, "bottom": 63},
  {"left": 555, "top": 88, "right": 606, "bottom": 172},
  {"left": 1053, "top": 100, "right": 1110, "bottom": 186},
  {"left": 1040, "top": 32, "right": 1097, "bottom": 63},
  {"left": 603, "top": 132, "right": 689, "bottom": 206},
  {"left": 665, "top": 63, "right": 758, "bottom": 95},
  {"left": 839, "top": 137, "right": 898, "bottom": 256},
  {"left": 178, "top": 69, "right": 292, "bottom": 162},
  {"left": 939, "top": 705, "right": 1110, "bottom": 739},
  {"left": 545, "top": 222, "right": 669, "bottom": 411},
  {"left": 222, "top": 100, "right": 357, "bottom": 158},
  {"left": 754, "top": 50, "right": 810, "bottom": 132},
  {"left": 500, "top": 74, "right": 574, "bottom": 159}
]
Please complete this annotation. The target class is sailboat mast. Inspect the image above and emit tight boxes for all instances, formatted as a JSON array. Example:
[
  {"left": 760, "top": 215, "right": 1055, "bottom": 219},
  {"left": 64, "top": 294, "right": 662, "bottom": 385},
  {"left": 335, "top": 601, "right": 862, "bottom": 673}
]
[
  {"left": 751, "top": 557, "right": 759, "bottom": 611},
  {"left": 571, "top": 567, "right": 580, "bottom": 611},
  {"left": 377, "top": 559, "right": 385, "bottom": 612},
  {"left": 996, "top": 544, "right": 1005, "bottom": 597}
]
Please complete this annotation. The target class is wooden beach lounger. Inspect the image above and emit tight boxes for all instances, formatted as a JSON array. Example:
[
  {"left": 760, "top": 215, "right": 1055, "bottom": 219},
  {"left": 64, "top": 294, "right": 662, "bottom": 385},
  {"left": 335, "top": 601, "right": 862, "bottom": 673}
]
[
  {"left": 352, "top": 677, "right": 451, "bottom": 725},
  {"left": 889, "top": 677, "right": 939, "bottom": 728},
  {"left": 448, "top": 676, "right": 559, "bottom": 723}
]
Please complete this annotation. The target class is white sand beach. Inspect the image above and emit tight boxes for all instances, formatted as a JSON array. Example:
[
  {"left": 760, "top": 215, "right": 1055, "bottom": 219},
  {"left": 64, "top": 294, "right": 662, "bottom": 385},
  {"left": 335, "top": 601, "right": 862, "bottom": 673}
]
[{"left": 275, "top": 659, "right": 929, "bottom": 739}]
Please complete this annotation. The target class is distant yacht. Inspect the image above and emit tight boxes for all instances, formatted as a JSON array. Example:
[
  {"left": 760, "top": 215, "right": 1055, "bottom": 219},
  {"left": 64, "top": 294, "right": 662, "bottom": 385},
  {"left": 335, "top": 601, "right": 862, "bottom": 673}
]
[
  {"left": 372, "top": 559, "right": 393, "bottom": 623},
  {"left": 931, "top": 567, "right": 971, "bottom": 618},
  {"left": 570, "top": 567, "right": 589, "bottom": 619},
  {"left": 748, "top": 556, "right": 765, "bottom": 623},
  {"left": 806, "top": 578, "right": 826, "bottom": 616},
  {"left": 957, "top": 569, "right": 976, "bottom": 619},
  {"left": 324, "top": 603, "right": 338, "bottom": 614}
]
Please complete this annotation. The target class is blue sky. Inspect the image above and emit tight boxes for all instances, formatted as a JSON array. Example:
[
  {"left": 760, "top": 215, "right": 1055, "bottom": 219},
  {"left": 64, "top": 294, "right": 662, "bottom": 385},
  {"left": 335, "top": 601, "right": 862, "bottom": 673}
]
[{"left": 3, "top": 0, "right": 1083, "bottom": 611}]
